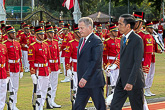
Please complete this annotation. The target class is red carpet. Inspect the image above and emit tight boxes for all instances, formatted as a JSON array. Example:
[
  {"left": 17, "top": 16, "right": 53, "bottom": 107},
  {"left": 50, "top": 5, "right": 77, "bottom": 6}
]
[{"left": 122, "top": 101, "right": 165, "bottom": 110}]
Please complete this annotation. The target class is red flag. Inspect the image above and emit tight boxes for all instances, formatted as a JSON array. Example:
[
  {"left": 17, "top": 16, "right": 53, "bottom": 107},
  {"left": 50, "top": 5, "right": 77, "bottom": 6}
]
[{"left": 62, "top": 0, "right": 75, "bottom": 10}]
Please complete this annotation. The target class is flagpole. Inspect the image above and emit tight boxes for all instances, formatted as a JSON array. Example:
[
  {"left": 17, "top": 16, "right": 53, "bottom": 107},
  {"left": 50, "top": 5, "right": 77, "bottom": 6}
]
[{"left": 73, "top": 0, "right": 82, "bottom": 24}]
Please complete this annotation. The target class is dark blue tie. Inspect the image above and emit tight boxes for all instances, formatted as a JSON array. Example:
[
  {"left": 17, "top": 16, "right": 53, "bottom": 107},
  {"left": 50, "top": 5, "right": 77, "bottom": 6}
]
[{"left": 123, "top": 37, "right": 126, "bottom": 48}]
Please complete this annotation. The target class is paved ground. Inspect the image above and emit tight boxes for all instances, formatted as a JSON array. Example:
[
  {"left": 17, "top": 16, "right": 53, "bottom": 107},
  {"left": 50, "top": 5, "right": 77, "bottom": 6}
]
[{"left": 86, "top": 97, "right": 165, "bottom": 110}]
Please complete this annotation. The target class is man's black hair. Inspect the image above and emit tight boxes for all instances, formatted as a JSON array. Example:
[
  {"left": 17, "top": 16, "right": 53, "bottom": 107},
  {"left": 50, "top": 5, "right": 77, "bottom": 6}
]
[{"left": 120, "top": 14, "right": 135, "bottom": 29}]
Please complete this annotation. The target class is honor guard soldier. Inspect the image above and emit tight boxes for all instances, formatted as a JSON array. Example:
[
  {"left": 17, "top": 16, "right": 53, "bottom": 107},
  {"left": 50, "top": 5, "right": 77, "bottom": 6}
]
[
  {"left": 103, "top": 24, "right": 120, "bottom": 91},
  {"left": 20, "top": 24, "right": 31, "bottom": 72},
  {"left": 45, "top": 22, "right": 51, "bottom": 26},
  {"left": 95, "top": 24, "right": 104, "bottom": 40},
  {"left": 53, "top": 25, "right": 60, "bottom": 41},
  {"left": 28, "top": 26, "right": 36, "bottom": 46},
  {"left": 144, "top": 21, "right": 162, "bottom": 97},
  {"left": 39, "top": 21, "right": 45, "bottom": 29},
  {"left": 133, "top": 11, "right": 152, "bottom": 110},
  {"left": 103, "top": 22, "right": 111, "bottom": 40},
  {"left": 1, "top": 24, "right": 8, "bottom": 42},
  {"left": 60, "top": 24, "right": 73, "bottom": 82},
  {"left": 16, "top": 22, "right": 26, "bottom": 41},
  {"left": 3, "top": 25, "right": 23, "bottom": 110},
  {"left": 158, "top": 21, "right": 163, "bottom": 41},
  {"left": 0, "top": 42, "right": 9, "bottom": 110},
  {"left": 44, "top": 25, "right": 61, "bottom": 108},
  {"left": 28, "top": 26, "right": 51, "bottom": 110},
  {"left": 65, "top": 24, "right": 81, "bottom": 94},
  {"left": 133, "top": 12, "right": 153, "bottom": 75}
]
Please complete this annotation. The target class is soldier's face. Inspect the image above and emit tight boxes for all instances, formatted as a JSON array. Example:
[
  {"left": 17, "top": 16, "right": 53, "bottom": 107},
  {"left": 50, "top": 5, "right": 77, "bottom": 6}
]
[
  {"left": 97, "top": 28, "right": 102, "bottom": 32},
  {"left": 146, "top": 28, "right": 153, "bottom": 34},
  {"left": 24, "top": 28, "right": 30, "bottom": 33},
  {"left": 118, "top": 17, "right": 130, "bottom": 35},
  {"left": 134, "top": 21, "right": 142, "bottom": 30},
  {"left": 78, "top": 22, "right": 92, "bottom": 38},
  {"left": 8, "top": 33, "right": 16, "bottom": 39},
  {"left": 111, "top": 31, "right": 118, "bottom": 37},
  {"left": 46, "top": 32, "right": 54, "bottom": 39},
  {"left": 31, "top": 30, "right": 35, "bottom": 35},
  {"left": 37, "top": 34, "right": 44, "bottom": 41}
]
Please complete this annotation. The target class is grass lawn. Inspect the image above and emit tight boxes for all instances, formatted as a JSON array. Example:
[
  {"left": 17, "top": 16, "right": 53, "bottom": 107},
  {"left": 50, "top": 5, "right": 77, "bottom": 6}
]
[{"left": 4, "top": 53, "right": 165, "bottom": 110}]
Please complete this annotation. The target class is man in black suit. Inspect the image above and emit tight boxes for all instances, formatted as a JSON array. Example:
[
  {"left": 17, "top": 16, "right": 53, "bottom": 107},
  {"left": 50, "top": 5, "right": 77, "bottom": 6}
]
[
  {"left": 110, "top": 14, "right": 145, "bottom": 110},
  {"left": 73, "top": 17, "right": 106, "bottom": 110}
]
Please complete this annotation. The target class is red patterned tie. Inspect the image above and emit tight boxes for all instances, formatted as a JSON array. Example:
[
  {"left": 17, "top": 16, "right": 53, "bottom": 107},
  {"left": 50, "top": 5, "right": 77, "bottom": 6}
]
[{"left": 79, "top": 38, "right": 86, "bottom": 53}]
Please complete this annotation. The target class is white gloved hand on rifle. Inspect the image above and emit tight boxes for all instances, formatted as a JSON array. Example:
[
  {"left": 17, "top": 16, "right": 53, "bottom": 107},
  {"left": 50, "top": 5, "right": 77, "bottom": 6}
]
[
  {"left": 6, "top": 77, "right": 10, "bottom": 83},
  {"left": 67, "top": 69, "right": 72, "bottom": 78},
  {"left": 24, "top": 44, "right": 28, "bottom": 48},
  {"left": 31, "top": 74, "right": 37, "bottom": 84},
  {"left": 106, "top": 64, "right": 117, "bottom": 71},
  {"left": 20, "top": 72, "right": 23, "bottom": 79}
]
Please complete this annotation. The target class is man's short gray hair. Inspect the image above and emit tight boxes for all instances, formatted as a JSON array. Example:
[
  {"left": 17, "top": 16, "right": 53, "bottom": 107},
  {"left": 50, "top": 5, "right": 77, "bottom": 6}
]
[{"left": 78, "top": 17, "right": 93, "bottom": 27}]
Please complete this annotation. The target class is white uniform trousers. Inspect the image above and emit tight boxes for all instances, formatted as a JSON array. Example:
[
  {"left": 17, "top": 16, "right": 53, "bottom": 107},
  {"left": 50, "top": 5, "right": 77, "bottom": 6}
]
[
  {"left": 48, "top": 70, "right": 60, "bottom": 99},
  {"left": 61, "top": 57, "right": 66, "bottom": 76},
  {"left": 72, "top": 71, "right": 78, "bottom": 91},
  {"left": 22, "top": 51, "right": 29, "bottom": 70},
  {"left": 9, "top": 72, "right": 19, "bottom": 105},
  {"left": 143, "top": 72, "right": 149, "bottom": 110},
  {"left": 0, "top": 79, "right": 7, "bottom": 110},
  {"left": 110, "top": 69, "right": 119, "bottom": 87},
  {"left": 36, "top": 76, "right": 49, "bottom": 107},
  {"left": 145, "top": 63, "right": 155, "bottom": 89}
]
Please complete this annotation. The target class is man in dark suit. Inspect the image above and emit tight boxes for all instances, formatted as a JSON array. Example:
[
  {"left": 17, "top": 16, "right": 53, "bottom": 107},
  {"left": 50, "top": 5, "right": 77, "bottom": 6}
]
[
  {"left": 110, "top": 14, "right": 145, "bottom": 110},
  {"left": 73, "top": 17, "right": 106, "bottom": 110}
]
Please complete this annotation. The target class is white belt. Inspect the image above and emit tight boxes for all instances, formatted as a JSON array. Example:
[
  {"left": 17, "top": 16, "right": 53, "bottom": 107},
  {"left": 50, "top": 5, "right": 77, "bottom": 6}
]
[
  {"left": 49, "top": 60, "right": 58, "bottom": 63},
  {"left": 0, "top": 63, "right": 5, "bottom": 68},
  {"left": 9, "top": 59, "right": 20, "bottom": 63},
  {"left": 108, "top": 56, "right": 116, "bottom": 60},
  {"left": 72, "top": 59, "right": 77, "bottom": 63},
  {"left": 34, "top": 63, "right": 48, "bottom": 67}
]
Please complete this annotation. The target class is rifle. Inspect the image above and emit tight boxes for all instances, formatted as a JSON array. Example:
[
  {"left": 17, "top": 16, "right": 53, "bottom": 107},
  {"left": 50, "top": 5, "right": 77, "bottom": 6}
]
[
  {"left": 32, "top": 84, "right": 37, "bottom": 110},
  {"left": 153, "top": 30, "right": 164, "bottom": 51},
  {"left": 70, "top": 72, "right": 75, "bottom": 110},
  {"left": 6, "top": 81, "right": 12, "bottom": 110}
]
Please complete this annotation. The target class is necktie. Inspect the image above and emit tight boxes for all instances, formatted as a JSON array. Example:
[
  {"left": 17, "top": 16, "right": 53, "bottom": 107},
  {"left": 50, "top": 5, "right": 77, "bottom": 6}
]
[
  {"left": 123, "top": 36, "right": 126, "bottom": 48},
  {"left": 79, "top": 38, "right": 86, "bottom": 53}
]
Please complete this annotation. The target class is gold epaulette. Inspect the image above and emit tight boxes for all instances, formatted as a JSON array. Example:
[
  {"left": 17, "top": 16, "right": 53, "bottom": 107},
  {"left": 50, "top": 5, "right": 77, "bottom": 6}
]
[
  {"left": 30, "top": 42, "right": 36, "bottom": 46},
  {"left": 20, "top": 32, "right": 24, "bottom": 35},
  {"left": 53, "top": 39, "right": 58, "bottom": 42},
  {"left": 142, "top": 30, "right": 149, "bottom": 35},
  {"left": 104, "top": 38, "right": 110, "bottom": 42},
  {"left": 43, "top": 39, "right": 48, "bottom": 42},
  {"left": 69, "top": 39, "right": 74, "bottom": 43},
  {"left": 2, "top": 40, "right": 7, "bottom": 44},
  {"left": 116, "top": 37, "right": 121, "bottom": 40},
  {"left": 2, "top": 34, "right": 6, "bottom": 36},
  {"left": 44, "top": 41, "right": 48, "bottom": 45}
]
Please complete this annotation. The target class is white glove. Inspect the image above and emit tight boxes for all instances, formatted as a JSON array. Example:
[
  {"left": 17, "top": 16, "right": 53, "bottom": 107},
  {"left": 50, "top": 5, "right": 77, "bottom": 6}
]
[
  {"left": 6, "top": 77, "right": 10, "bottom": 83},
  {"left": 20, "top": 72, "right": 23, "bottom": 79},
  {"left": 31, "top": 74, "right": 37, "bottom": 84},
  {"left": 104, "top": 70, "right": 110, "bottom": 77},
  {"left": 106, "top": 93, "right": 114, "bottom": 106},
  {"left": 106, "top": 64, "right": 117, "bottom": 71},
  {"left": 24, "top": 44, "right": 28, "bottom": 48},
  {"left": 67, "top": 69, "right": 72, "bottom": 78},
  {"left": 143, "top": 73, "right": 147, "bottom": 80}
]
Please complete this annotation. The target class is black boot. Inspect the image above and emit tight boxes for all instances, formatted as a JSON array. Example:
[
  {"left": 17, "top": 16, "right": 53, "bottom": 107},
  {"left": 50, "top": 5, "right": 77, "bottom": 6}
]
[{"left": 46, "top": 98, "right": 53, "bottom": 109}]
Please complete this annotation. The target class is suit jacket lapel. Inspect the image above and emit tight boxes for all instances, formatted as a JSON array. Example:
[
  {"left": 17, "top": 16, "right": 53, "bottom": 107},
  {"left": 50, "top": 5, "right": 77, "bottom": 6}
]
[
  {"left": 79, "top": 33, "right": 94, "bottom": 57},
  {"left": 78, "top": 38, "right": 83, "bottom": 56},
  {"left": 120, "top": 31, "right": 133, "bottom": 56}
]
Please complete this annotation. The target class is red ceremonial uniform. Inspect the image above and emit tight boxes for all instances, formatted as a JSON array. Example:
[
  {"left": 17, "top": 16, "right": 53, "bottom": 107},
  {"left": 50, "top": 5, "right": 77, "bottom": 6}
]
[
  {"left": 158, "top": 25, "right": 163, "bottom": 34},
  {"left": 103, "top": 37, "right": 120, "bottom": 68},
  {"left": 53, "top": 34, "right": 59, "bottom": 41},
  {"left": 0, "top": 43, "right": 9, "bottom": 79},
  {"left": 1, "top": 34, "right": 8, "bottom": 42},
  {"left": 27, "top": 35, "right": 36, "bottom": 46},
  {"left": 136, "top": 29, "right": 153, "bottom": 73},
  {"left": 3, "top": 40, "right": 23, "bottom": 73},
  {"left": 95, "top": 31, "right": 103, "bottom": 39},
  {"left": 151, "top": 35, "right": 159, "bottom": 63},
  {"left": 28, "top": 41, "right": 51, "bottom": 76},
  {"left": 19, "top": 32, "right": 31, "bottom": 51},
  {"left": 65, "top": 39, "right": 79, "bottom": 72},
  {"left": 44, "top": 39, "right": 60, "bottom": 71},
  {"left": 61, "top": 32, "right": 73, "bottom": 57},
  {"left": 16, "top": 29, "right": 24, "bottom": 39}
]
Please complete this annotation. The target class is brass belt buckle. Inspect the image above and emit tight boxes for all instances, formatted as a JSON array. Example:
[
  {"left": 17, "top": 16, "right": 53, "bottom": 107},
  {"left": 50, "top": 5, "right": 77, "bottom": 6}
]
[{"left": 44, "top": 64, "right": 46, "bottom": 67}]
